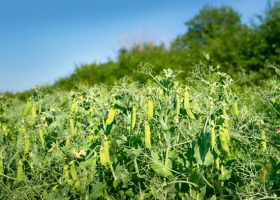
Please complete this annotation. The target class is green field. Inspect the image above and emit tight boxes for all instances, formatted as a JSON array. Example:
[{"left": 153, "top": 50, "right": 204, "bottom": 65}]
[
  {"left": 0, "top": 65, "right": 279, "bottom": 199},
  {"left": 1, "top": 1, "right": 280, "bottom": 199}
]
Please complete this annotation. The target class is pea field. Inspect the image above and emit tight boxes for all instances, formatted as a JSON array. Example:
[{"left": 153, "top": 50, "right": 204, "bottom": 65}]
[{"left": 0, "top": 64, "right": 279, "bottom": 199}]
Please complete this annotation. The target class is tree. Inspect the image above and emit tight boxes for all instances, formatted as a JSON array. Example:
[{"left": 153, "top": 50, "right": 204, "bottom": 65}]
[
  {"left": 171, "top": 5, "right": 242, "bottom": 49},
  {"left": 171, "top": 6, "right": 248, "bottom": 73},
  {"left": 260, "top": 0, "right": 280, "bottom": 63}
]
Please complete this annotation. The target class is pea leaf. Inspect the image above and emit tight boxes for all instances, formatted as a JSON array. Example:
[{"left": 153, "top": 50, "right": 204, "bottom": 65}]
[{"left": 89, "top": 182, "right": 104, "bottom": 200}]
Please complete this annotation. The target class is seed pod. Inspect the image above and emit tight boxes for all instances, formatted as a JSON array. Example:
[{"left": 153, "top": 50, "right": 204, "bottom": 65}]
[
  {"left": 65, "top": 137, "right": 71, "bottom": 148},
  {"left": 100, "top": 136, "right": 110, "bottom": 166},
  {"left": 28, "top": 105, "right": 37, "bottom": 126},
  {"left": 184, "top": 90, "right": 190, "bottom": 110},
  {"left": 17, "top": 160, "right": 24, "bottom": 181},
  {"left": 31, "top": 104, "right": 36, "bottom": 117},
  {"left": 232, "top": 100, "right": 238, "bottom": 117},
  {"left": 70, "top": 118, "right": 76, "bottom": 135},
  {"left": 147, "top": 99, "right": 153, "bottom": 121},
  {"left": 63, "top": 164, "right": 70, "bottom": 179},
  {"left": 131, "top": 105, "right": 136, "bottom": 131},
  {"left": 71, "top": 102, "right": 78, "bottom": 114},
  {"left": 64, "top": 164, "right": 71, "bottom": 185},
  {"left": 105, "top": 107, "right": 115, "bottom": 125},
  {"left": 71, "top": 103, "right": 75, "bottom": 113},
  {"left": 219, "top": 128, "right": 230, "bottom": 156},
  {"left": 174, "top": 93, "right": 180, "bottom": 121},
  {"left": 24, "top": 100, "right": 33, "bottom": 116},
  {"left": 70, "top": 164, "right": 80, "bottom": 189},
  {"left": 222, "top": 103, "right": 229, "bottom": 128},
  {"left": 20, "top": 125, "right": 27, "bottom": 137},
  {"left": 99, "top": 147, "right": 107, "bottom": 167},
  {"left": 211, "top": 127, "right": 216, "bottom": 150},
  {"left": 2, "top": 123, "right": 8, "bottom": 137},
  {"left": 24, "top": 137, "right": 30, "bottom": 154},
  {"left": 103, "top": 138, "right": 110, "bottom": 164},
  {"left": 221, "top": 165, "right": 226, "bottom": 178},
  {"left": 261, "top": 131, "right": 267, "bottom": 152},
  {"left": 215, "top": 158, "right": 220, "bottom": 170},
  {"left": 223, "top": 127, "right": 230, "bottom": 144},
  {"left": 0, "top": 154, "right": 4, "bottom": 174},
  {"left": 223, "top": 88, "right": 230, "bottom": 103},
  {"left": 39, "top": 127, "right": 45, "bottom": 150},
  {"left": 144, "top": 121, "right": 151, "bottom": 150},
  {"left": 186, "top": 108, "right": 196, "bottom": 120},
  {"left": 210, "top": 98, "right": 214, "bottom": 111}
]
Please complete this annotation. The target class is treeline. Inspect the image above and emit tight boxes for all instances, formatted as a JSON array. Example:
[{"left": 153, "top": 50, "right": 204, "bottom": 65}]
[
  {"left": 53, "top": 2, "right": 280, "bottom": 90},
  {"left": 4, "top": 2, "right": 280, "bottom": 98}
]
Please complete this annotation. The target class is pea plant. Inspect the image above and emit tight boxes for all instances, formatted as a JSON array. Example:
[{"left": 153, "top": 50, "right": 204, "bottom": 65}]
[{"left": 0, "top": 64, "right": 279, "bottom": 199}]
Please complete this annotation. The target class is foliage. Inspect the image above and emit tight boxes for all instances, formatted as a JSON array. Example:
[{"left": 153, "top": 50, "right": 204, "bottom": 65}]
[
  {"left": 171, "top": 3, "right": 279, "bottom": 83},
  {"left": 259, "top": 0, "right": 280, "bottom": 64},
  {"left": 0, "top": 66, "right": 279, "bottom": 199},
  {"left": 47, "top": 2, "right": 279, "bottom": 92},
  {"left": 53, "top": 61, "right": 118, "bottom": 91},
  {"left": 1, "top": 2, "right": 279, "bottom": 98}
]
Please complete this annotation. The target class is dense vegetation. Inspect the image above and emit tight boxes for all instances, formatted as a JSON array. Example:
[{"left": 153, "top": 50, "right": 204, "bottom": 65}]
[
  {"left": 2, "top": 2, "right": 279, "bottom": 99},
  {"left": 0, "top": 64, "right": 279, "bottom": 199},
  {"left": 49, "top": 2, "right": 280, "bottom": 92},
  {"left": 0, "top": 1, "right": 280, "bottom": 199}
]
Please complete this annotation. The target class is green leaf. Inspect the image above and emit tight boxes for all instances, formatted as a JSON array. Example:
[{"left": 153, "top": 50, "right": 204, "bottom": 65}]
[
  {"left": 186, "top": 186, "right": 206, "bottom": 200},
  {"left": 116, "top": 135, "right": 127, "bottom": 146},
  {"left": 150, "top": 151, "right": 173, "bottom": 178},
  {"left": 204, "top": 150, "right": 214, "bottom": 166},
  {"left": 123, "top": 147, "right": 141, "bottom": 156},
  {"left": 163, "top": 132, "right": 172, "bottom": 146},
  {"left": 46, "top": 193, "right": 69, "bottom": 200},
  {"left": 187, "top": 187, "right": 197, "bottom": 199},
  {"left": 189, "top": 170, "right": 205, "bottom": 188},
  {"left": 194, "top": 145, "right": 203, "bottom": 165},
  {"left": 89, "top": 182, "right": 104, "bottom": 200},
  {"left": 79, "top": 157, "right": 95, "bottom": 168},
  {"left": 168, "top": 149, "right": 177, "bottom": 159},
  {"left": 120, "top": 168, "right": 131, "bottom": 186},
  {"left": 78, "top": 106, "right": 90, "bottom": 115},
  {"left": 194, "top": 145, "right": 214, "bottom": 166},
  {"left": 151, "top": 162, "right": 173, "bottom": 178},
  {"left": 198, "top": 186, "right": 206, "bottom": 200},
  {"left": 164, "top": 183, "right": 177, "bottom": 199},
  {"left": 116, "top": 190, "right": 126, "bottom": 199},
  {"left": 46, "top": 193, "right": 56, "bottom": 200},
  {"left": 220, "top": 165, "right": 232, "bottom": 181},
  {"left": 125, "top": 188, "right": 134, "bottom": 197},
  {"left": 166, "top": 158, "right": 173, "bottom": 169},
  {"left": 113, "top": 179, "right": 121, "bottom": 188},
  {"left": 209, "top": 195, "right": 217, "bottom": 200}
]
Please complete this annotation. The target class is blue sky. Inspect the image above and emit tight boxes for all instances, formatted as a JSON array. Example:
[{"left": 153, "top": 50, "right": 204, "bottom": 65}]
[{"left": 0, "top": 0, "right": 267, "bottom": 92}]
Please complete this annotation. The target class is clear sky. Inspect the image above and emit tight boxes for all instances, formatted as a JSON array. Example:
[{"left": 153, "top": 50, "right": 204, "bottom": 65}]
[{"left": 0, "top": 0, "right": 268, "bottom": 92}]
